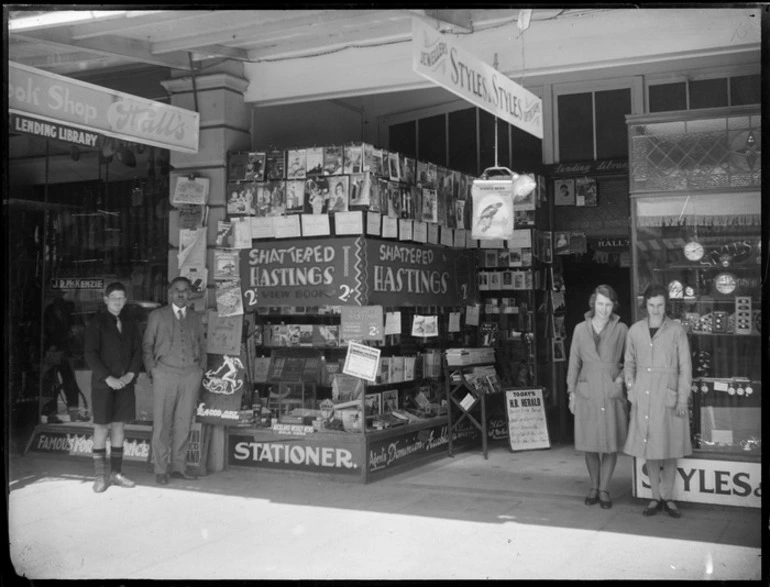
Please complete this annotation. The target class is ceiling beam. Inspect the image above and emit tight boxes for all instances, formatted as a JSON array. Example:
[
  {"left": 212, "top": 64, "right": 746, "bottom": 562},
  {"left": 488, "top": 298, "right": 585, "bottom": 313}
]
[
  {"left": 69, "top": 11, "right": 209, "bottom": 40},
  {"left": 12, "top": 28, "right": 193, "bottom": 70},
  {"left": 423, "top": 10, "right": 473, "bottom": 33},
  {"left": 150, "top": 9, "right": 388, "bottom": 55},
  {"left": 245, "top": 20, "right": 412, "bottom": 61}
]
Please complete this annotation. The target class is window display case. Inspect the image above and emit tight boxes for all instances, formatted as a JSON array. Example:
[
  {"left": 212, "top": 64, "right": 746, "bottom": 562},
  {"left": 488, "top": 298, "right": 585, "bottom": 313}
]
[
  {"left": 627, "top": 106, "right": 761, "bottom": 507},
  {"left": 631, "top": 192, "right": 761, "bottom": 458}
]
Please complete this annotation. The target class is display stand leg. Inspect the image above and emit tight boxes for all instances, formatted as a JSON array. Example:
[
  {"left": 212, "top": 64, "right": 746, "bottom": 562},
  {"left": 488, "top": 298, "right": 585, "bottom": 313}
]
[{"left": 481, "top": 394, "right": 488, "bottom": 459}]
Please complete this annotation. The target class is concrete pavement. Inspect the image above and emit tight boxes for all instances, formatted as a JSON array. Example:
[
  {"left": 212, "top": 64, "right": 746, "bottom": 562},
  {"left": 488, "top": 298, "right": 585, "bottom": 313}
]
[{"left": 7, "top": 442, "right": 762, "bottom": 580}]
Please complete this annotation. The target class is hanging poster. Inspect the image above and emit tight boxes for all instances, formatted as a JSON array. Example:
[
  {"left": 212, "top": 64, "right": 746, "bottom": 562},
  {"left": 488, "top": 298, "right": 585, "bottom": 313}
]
[
  {"left": 504, "top": 388, "right": 551, "bottom": 451},
  {"left": 172, "top": 176, "right": 210, "bottom": 206},
  {"left": 207, "top": 311, "right": 243, "bottom": 355},
  {"left": 197, "top": 353, "right": 246, "bottom": 426},
  {"left": 554, "top": 178, "right": 576, "bottom": 206},
  {"left": 341, "top": 305, "right": 384, "bottom": 342},
  {"left": 470, "top": 180, "right": 514, "bottom": 240},
  {"left": 342, "top": 342, "right": 381, "bottom": 383}
]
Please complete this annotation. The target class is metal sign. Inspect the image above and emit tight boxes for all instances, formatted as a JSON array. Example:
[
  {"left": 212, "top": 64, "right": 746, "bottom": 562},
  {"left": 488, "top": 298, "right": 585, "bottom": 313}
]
[
  {"left": 412, "top": 18, "right": 543, "bottom": 139},
  {"left": 9, "top": 61, "right": 199, "bottom": 153}
]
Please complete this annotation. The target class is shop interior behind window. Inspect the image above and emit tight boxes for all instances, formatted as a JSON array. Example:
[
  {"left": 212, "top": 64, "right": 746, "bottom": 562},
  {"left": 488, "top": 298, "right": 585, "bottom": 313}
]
[{"left": 8, "top": 135, "right": 170, "bottom": 444}]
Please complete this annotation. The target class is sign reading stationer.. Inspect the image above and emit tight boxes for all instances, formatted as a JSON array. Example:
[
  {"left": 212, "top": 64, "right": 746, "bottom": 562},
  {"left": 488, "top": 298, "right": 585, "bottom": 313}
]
[{"left": 9, "top": 61, "right": 199, "bottom": 153}]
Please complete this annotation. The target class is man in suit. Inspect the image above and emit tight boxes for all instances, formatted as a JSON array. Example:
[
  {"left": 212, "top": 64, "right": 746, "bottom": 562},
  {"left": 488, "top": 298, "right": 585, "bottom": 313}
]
[
  {"left": 142, "top": 277, "right": 207, "bottom": 485},
  {"left": 84, "top": 282, "right": 143, "bottom": 493}
]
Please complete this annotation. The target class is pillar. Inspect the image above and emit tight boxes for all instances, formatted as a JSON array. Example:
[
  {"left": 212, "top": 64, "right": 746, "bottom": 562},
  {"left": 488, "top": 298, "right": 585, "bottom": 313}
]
[{"left": 161, "top": 63, "right": 251, "bottom": 473}]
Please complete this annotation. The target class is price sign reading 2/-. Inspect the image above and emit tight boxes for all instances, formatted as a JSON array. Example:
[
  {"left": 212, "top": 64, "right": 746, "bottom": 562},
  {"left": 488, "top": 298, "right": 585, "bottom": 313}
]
[
  {"left": 341, "top": 305, "right": 384, "bottom": 343},
  {"left": 243, "top": 287, "right": 258, "bottom": 308}
]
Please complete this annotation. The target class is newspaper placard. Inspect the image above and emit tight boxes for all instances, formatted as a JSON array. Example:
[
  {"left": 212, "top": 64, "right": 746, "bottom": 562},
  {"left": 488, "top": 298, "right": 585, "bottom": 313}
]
[
  {"left": 172, "top": 176, "right": 210, "bottom": 206},
  {"left": 504, "top": 388, "right": 551, "bottom": 451},
  {"left": 342, "top": 342, "right": 381, "bottom": 383}
]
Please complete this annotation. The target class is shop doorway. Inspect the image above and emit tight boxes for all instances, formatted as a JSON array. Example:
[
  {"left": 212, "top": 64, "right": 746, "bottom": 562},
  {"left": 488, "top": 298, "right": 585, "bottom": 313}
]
[{"left": 560, "top": 251, "right": 631, "bottom": 441}]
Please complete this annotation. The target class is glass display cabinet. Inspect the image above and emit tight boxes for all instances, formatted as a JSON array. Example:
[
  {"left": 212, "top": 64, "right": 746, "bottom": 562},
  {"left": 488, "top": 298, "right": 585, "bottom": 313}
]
[{"left": 626, "top": 106, "right": 761, "bottom": 507}]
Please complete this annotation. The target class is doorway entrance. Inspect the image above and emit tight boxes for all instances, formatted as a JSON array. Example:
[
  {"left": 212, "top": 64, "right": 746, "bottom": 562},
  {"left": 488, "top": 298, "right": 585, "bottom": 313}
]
[{"left": 560, "top": 248, "right": 631, "bottom": 442}]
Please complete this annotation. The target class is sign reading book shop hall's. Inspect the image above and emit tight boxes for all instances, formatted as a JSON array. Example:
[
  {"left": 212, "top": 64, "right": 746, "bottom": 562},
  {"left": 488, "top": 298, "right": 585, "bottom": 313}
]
[{"left": 241, "top": 237, "right": 475, "bottom": 309}]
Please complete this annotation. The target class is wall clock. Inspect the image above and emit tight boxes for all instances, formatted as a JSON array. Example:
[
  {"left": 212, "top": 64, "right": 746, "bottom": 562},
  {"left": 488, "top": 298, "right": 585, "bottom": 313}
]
[
  {"left": 714, "top": 272, "right": 737, "bottom": 295},
  {"left": 683, "top": 241, "right": 704, "bottom": 262}
]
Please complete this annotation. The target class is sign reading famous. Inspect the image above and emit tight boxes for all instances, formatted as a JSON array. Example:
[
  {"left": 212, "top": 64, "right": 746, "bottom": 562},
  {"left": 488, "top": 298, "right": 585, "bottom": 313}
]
[{"left": 411, "top": 18, "right": 543, "bottom": 139}]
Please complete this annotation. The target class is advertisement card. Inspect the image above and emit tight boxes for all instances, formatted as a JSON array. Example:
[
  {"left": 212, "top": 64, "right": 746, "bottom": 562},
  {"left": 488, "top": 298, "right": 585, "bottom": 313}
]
[
  {"left": 300, "top": 213, "right": 331, "bottom": 237},
  {"left": 172, "top": 175, "right": 210, "bottom": 206},
  {"left": 273, "top": 215, "right": 302, "bottom": 239},
  {"left": 342, "top": 342, "right": 381, "bottom": 383}
]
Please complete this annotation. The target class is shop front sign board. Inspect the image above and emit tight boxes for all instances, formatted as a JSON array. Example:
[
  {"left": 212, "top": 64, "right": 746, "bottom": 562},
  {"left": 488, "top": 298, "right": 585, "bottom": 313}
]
[
  {"left": 9, "top": 61, "right": 199, "bottom": 153},
  {"left": 26, "top": 427, "right": 151, "bottom": 462},
  {"left": 365, "top": 239, "right": 476, "bottom": 307},
  {"left": 229, "top": 432, "right": 365, "bottom": 477},
  {"left": 241, "top": 236, "right": 365, "bottom": 309},
  {"left": 633, "top": 456, "right": 760, "bottom": 508},
  {"left": 411, "top": 18, "right": 543, "bottom": 139}
]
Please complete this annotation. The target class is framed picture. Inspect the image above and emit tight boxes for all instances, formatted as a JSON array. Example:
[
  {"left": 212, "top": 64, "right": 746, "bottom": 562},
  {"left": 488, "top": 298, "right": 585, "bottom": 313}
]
[
  {"left": 553, "top": 178, "right": 576, "bottom": 206},
  {"left": 552, "top": 338, "right": 566, "bottom": 362}
]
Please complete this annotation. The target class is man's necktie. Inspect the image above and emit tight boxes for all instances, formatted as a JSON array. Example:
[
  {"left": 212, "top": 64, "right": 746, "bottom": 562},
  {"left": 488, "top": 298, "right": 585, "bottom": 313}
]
[{"left": 116, "top": 317, "right": 122, "bottom": 333}]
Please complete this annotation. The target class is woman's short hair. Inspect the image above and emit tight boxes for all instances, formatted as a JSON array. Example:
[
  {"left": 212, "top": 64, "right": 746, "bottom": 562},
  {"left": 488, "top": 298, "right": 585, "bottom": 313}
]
[
  {"left": 589, "top": 284, "right": 619, "bottom": 313},
  {"left": 642, "top": 282, "right": 669, "bottom": 304}
]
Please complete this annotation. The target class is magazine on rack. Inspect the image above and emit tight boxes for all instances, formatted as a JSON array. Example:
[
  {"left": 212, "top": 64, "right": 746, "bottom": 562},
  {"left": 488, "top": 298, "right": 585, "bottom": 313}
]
[
  {"left": 343, "top": 144, "right": 363, "bottom": 174},
  {"left": 286, "top": 148, "right": 307, "bottom": 179},
  {"left": 305, "top": 146, "right": 324, "bottom": 177},
  {"left": 265, "top": 149, "right": 285, "bottom": 180},
  {"left": 327, "top": 175, "right": 349, "bottom": 212},
  {"left": 285, "top": 180, "right": 306, "bottom": 214},
  {"left": 323, "top": 145, "right": 344, "bottom": 176},
  {"left": 304, "top": 176, "right": 329, "bottom": 214},
  {"left": 245, "top": 152, "right": 266, "bottom": 181},
  {"left": 226, "top": 182, "right": 257, "bottom": 215}
]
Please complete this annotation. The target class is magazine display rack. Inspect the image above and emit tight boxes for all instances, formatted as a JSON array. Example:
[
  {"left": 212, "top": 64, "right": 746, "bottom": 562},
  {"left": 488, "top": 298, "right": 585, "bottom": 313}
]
[{"left": 444, "top": 349, "right": 501, "bottom": 459}]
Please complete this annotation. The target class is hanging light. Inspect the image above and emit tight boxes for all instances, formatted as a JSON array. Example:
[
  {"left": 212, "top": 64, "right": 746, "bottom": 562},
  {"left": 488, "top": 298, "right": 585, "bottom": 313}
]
[{"left": 116, "top": 142, "right": 136, "bottom": 167}]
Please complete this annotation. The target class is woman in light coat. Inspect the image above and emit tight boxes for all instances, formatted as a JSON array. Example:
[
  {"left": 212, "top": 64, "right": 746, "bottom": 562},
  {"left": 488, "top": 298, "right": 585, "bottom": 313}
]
[
  {"left": 566, "top": 284, "right": 628, "bottom": 509},
  {"left": 624, "top": 283, "right": 692, "bottom": 518}
]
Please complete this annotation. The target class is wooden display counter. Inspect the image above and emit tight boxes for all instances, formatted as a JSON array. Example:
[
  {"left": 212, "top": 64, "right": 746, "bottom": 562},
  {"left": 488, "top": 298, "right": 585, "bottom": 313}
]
[{"left": 227, "top": 416, "right": 482, "bottom": 484}]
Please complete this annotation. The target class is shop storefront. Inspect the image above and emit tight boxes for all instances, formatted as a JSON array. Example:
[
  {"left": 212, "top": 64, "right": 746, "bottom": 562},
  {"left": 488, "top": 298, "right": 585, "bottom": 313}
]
[
  {"left": 8, "top": 61, "right": 200, "bottom": 454},
  {"left": 626, "top": 106, "right": 761, "bottom": 508}
]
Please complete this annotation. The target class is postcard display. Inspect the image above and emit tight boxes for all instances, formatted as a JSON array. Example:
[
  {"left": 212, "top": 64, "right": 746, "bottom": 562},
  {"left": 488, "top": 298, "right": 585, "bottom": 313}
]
[
  {"left": 223, "top": 145, "right": 529, "bottom": 482},
  {"left": 626, "top": 107, "right": 761, "bottom": 508}
]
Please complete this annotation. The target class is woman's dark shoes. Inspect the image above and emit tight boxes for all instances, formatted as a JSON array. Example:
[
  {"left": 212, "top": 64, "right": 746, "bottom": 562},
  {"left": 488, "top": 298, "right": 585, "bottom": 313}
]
[
  {"left": 584, "top": 488, "right": 600, "bottom": 506},
  {"left": 663, "top": 500, "right": 682, "bottom": 518},
  {"left": 155, "top": 473, "right": 169, "bottom": 485},
  {"left": 642, "top": 499, "right": 663, "bottom": 516},
  {"left": 599, "top": 490, "right": 612, "bottom": 509}
]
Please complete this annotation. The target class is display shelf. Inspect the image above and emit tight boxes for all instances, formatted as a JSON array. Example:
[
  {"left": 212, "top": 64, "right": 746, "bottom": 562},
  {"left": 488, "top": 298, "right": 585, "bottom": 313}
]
[{"left": 444, "top": 357, "right": 501, "bottom": 459}]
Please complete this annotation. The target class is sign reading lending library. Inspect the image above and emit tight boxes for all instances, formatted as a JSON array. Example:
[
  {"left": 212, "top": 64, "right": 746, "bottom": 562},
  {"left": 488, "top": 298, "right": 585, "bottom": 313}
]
[
  {"left": 9, "top": 61, "right": 199, "bottom": 153},
  {"left": 412, "top": 17, "right": 543, "bottom": 139}
]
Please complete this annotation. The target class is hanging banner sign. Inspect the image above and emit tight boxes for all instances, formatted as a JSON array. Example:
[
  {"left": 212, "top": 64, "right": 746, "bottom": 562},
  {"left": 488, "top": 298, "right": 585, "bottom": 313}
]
[
  {"left": 9, "top": 61, "right": 199, "bottom": 153},
  {"left": 10, "top": 113, "right": 101, "bottom": 148},
  {"left": 411, "top": 18, "right": 543, "bottom": 139},
  {"left": 365, "top": 239, "right": 475, "bottom": 307},
  {"left": 241, "top": 237, "right": 365, "bottom": 309}
]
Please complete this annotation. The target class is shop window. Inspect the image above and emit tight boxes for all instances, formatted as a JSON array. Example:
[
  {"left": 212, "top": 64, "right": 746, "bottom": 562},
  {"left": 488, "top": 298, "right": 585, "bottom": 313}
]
[
  {"left": 595, "top": 88, "right": 631, "bottom": 160},
  {"left": 388, "top": 120, "right": 417, "bottom": 158},
  {"left": 557, "top": 92, "right": 594, "bottom": 163},
  {"left": 689, "top": 78, "right": 729, "bottom": 110},
  {"left": 649, "top": 82, "right": 687, "bottom": 113},
  {"left": 730, "top": 74, "right": 761, "bottom": 106},
  {"left": 417, "top": 114, "right": 447, "bottom": 166},
  {"left": 448, "top": 108, "right": 477, "bottom": 175}
]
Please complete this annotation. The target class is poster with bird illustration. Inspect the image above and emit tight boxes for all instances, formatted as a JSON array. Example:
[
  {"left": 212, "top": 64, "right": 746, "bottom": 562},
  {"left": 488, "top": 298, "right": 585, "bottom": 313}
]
[{"left": 470, "top": 181, "right": 514, "bottom": 240}]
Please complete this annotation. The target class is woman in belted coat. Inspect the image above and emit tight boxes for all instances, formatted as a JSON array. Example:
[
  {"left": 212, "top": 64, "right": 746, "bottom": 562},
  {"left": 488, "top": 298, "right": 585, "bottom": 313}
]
[
  {"left": 566, "top": 284, "right": 628, "bottom": 510},
  {"left": 624, "top": 283, "right": 692, "bottom": 518}
]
